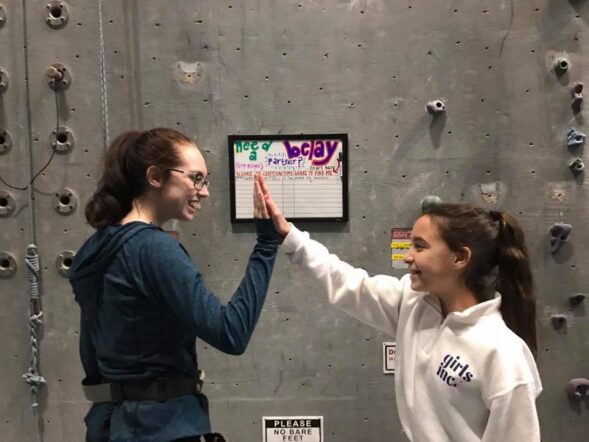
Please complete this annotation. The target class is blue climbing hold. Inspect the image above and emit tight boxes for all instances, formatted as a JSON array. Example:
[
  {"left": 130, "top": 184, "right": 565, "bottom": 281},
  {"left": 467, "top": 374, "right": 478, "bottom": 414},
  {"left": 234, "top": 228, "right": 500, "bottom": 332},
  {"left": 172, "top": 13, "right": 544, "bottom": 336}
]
[
  {"left": 567, "top": 128, "right": 586, "bottom": 148},
  {"left": 550, "top": 222, "right": 572, "bottom": 254}
]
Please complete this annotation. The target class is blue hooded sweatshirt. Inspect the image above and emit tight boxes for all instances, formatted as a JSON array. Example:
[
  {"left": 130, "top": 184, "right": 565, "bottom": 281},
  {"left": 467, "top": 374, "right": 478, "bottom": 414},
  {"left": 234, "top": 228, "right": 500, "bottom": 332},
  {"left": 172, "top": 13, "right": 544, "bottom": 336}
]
[{"left": 69, "top": 219, "right": 279, "bottom": 441}]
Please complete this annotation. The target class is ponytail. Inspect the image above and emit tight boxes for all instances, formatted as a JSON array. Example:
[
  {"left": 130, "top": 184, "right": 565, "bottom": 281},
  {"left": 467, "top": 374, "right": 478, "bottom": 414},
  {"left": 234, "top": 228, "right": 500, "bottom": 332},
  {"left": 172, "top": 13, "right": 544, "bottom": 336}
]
[
  {"left": 85, "top": 128, "right": 193, "bottom": 229},
  {"left": 489, "top": 211, "right": 537, "bottom": 358},
  {"left": 426, "top": 204, "right": 538, "bottom": 359}
]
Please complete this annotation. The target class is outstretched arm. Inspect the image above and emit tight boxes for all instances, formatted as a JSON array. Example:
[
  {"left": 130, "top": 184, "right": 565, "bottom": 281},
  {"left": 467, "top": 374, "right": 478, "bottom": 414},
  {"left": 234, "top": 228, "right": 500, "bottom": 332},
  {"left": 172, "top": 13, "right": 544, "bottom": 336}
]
[
  {"left": 256, "top": 173, "right": 407, "bottom": 337},
  {"left": 137, "top": 175, "right": 279, "bottom": 355}
]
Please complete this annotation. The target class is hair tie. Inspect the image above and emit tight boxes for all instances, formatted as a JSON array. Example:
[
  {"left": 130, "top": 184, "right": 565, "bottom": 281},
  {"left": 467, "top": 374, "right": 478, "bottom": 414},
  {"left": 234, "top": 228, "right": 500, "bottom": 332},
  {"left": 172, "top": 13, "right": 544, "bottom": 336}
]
[{"left": 489, "top": 210, "right": 502, "bottom": 222}]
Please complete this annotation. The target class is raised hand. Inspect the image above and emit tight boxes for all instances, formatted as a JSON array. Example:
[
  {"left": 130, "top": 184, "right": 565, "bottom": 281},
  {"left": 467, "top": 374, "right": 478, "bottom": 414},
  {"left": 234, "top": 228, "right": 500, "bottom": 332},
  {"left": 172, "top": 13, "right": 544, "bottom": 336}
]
[
  {"left": 255, "top": 173, "right": 291, "bottom": 238},
  {"left": 253, "top": 173, "right": 270, "bottom": 219}
]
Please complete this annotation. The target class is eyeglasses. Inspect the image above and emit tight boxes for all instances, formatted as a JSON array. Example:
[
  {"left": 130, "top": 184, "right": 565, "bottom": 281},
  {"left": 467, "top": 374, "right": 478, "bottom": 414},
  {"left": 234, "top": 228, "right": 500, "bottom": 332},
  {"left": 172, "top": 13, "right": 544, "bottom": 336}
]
[{"left": 168, "top": 168, "right": 210, "bottom": 190}]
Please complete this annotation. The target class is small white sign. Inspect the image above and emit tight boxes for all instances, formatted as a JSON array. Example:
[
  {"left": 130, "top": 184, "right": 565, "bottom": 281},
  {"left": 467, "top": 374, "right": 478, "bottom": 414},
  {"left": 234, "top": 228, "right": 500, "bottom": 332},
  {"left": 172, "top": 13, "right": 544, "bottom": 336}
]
[
  {"left": 383, "top": 342, "right": 396, "bottom": 374},
  {"left": 263, "top": 416, "right": 323, "bottom": 442}
]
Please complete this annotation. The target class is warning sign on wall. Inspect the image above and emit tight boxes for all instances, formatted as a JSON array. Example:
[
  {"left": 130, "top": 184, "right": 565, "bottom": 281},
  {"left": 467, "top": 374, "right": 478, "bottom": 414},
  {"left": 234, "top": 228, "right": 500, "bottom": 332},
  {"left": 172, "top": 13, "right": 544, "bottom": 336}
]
[
  {"left": 263, "top": 417, "right": 323, "bottom": 442},
  {"left": 391, "top": 228, "right": 412, "bottom": 269}
]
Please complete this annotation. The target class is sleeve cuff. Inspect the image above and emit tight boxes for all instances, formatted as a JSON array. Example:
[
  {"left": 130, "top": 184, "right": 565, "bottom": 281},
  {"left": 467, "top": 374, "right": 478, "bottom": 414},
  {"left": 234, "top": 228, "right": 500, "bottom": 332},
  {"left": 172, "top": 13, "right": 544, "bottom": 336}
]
[
  {"left": 255, "top": 219, "right": 280, "bottom": 245},
  {"left": 281, "top": 223, "right": 305, "bottom": 254}
]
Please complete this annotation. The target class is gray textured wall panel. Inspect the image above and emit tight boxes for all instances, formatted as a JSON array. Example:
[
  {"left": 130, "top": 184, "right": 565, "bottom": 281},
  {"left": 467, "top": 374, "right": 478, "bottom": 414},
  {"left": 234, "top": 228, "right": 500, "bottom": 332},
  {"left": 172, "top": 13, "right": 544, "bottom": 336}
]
[
  {"left": 1, "top": 0, "right": 589, "bottom": 441},
  {"left": 0, "top": 1, "right": 37, "bottom": 440}
]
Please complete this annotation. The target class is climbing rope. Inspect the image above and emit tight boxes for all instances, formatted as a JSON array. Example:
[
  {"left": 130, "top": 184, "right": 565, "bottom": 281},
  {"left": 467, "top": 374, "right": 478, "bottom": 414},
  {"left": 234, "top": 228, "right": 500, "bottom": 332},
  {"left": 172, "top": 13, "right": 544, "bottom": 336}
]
[
  {"left": 97, "top": 0, "right": 110, "bottom": 149},
  {"left": 22, "top": 245, "right": 45, "bottom": 442}
]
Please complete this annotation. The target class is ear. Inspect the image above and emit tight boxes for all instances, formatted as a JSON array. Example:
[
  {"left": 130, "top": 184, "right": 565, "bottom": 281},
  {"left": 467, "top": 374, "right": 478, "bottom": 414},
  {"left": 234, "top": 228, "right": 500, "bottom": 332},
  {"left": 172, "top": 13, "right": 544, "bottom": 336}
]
[
  {"left": 453, "top": 246, "right": 472, "bottom": 270},
  {"left": 145, "top": 165, "right": 163, "bottom": 188}
]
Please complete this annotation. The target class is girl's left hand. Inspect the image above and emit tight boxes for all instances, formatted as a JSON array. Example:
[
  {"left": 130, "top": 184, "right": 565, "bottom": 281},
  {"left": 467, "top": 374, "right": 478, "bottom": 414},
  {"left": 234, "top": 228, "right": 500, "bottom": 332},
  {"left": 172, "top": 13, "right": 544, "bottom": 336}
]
[
  {"left": 253, "top": 173, "right": 270, "bottom": 219},
  {"left": 256, "top": 173, "right": 291, "bottom": 238}
]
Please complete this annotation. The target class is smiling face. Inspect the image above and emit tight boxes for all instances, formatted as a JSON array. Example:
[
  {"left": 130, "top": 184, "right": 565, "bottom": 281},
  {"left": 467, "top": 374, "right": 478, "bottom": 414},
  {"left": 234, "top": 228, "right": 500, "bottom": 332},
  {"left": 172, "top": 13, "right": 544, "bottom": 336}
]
[
  {"left": 404, "top": 215, "right": 467, "bottom": 297},
  {"left": 158, "top": 142, "right": 209, "bottom": 222}
]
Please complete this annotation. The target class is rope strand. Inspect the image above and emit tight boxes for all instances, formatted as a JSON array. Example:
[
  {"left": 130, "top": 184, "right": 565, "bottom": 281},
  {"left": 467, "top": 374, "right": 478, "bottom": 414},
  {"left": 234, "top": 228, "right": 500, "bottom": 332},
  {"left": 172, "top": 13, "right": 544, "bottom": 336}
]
[{"left": 23, "top": 245, "right": 45, "bottom": 442}]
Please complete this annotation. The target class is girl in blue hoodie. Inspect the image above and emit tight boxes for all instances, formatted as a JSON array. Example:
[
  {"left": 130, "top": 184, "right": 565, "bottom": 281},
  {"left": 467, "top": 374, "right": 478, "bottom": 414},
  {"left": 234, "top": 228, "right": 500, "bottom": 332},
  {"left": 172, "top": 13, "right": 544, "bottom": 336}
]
[{"left": 69, "top": 128, "right": 279, "bottom": 442}]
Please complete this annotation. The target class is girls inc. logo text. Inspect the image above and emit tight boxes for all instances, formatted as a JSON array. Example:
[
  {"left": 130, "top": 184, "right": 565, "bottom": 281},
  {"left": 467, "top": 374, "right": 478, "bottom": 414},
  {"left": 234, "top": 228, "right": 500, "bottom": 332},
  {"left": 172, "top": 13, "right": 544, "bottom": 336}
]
[{"left": 436, "top": 354, "right": 474, "bottom": 387}]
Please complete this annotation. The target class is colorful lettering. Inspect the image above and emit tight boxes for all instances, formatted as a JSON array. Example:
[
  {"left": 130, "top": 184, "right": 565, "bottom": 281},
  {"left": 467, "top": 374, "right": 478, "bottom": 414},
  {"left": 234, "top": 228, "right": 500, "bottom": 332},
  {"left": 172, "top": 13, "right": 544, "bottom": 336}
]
[
  {"left": 235, "top": 141, "right": 272, "bottom": 154},
  {"left": 283, "top": 140, "right": 340, "bottom": 166}
]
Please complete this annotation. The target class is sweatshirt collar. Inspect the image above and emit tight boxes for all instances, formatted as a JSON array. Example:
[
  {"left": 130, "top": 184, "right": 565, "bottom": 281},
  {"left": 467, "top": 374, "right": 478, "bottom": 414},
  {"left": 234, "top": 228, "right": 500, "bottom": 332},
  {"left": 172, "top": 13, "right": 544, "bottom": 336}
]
[{"left": 423, "top": 293, "right": 502, "bottom": 325}]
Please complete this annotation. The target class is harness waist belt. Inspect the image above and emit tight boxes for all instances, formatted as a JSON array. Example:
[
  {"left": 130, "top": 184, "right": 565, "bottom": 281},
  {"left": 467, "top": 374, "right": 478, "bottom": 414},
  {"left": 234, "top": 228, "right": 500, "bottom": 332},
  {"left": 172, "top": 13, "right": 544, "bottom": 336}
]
[{"left": 83, "top": 376, "right": 202, "bottom": 403}]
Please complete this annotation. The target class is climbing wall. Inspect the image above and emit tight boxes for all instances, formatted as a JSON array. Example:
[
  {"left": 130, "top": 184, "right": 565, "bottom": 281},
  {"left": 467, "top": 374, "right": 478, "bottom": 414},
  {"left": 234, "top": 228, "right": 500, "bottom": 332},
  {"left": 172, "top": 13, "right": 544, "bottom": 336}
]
[{"left": 1, "top": 1, "right": 588, "bottom": 441}]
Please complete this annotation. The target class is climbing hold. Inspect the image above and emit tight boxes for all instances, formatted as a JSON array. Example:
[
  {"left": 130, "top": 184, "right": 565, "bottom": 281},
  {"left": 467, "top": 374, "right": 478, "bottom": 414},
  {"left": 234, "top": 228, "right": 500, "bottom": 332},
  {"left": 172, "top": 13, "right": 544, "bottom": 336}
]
[
  {"left": 571, "top": 83, "right": 583, "bottom": 112},
  {"left": 568, "top": 157, "right": 584, "bottom": 174},
  {"left": 421, "top": 195, "right": 443, "bottom": 213},
  {"left": 0, "top": 129, "right": 11, "bottom": 155},
  {"left": 0, "top": 190, "right": 15, "bottom": 217},
  {"left": 45, "top": 1, "right": 69, "bottom": 29},
  {"left": 550, "top": 314, "right": 567, "bottom": 329},
  {"left": 478, "top": 182, "right": 502, "bottom": 205},
  {"left": 567, "top": 378, "right": 589, "bottom": 400},
  {"left": 569, "top": 293, "right": 586, "bottom": 307},
  {"left": 55, "top": 251, "right": 76, "bottom": 277},
  {"left": 50, "top": 126, "right": 74, "bottom": 153},
  {"left": 426, "top": 99, "right": 446, "bottom": 115},
  {"left": 46, "top": 63, "right": 71, "bottom": 90},
  {"left": 0, "top": 251, "right": 17, "bottom": 279},
  {"left": 174, "top": 61, "right": 203, "bottom": 86},
  {"left": 567, "top": 128, "right": 586, "bottom": 148},
  {"left": 550, "top": 223, "right": 572, "bottom": 254},
  {"left": 0, "top": 67, "right": 8, "bottom": 93},
  {"left": 555, "top": 57, "right": 570, "bottom": 74},
  {"left": 0, "top": 4, "right": 6, "bottom": 28},
  {"left": 53, "top": 188, "right": 77, "bottom": 215}
]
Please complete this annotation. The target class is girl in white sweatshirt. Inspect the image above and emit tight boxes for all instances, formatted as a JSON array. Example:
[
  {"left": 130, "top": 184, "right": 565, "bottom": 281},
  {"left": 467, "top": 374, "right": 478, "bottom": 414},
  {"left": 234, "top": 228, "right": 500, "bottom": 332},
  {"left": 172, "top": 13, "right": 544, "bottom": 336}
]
[{"left": 255, "top": 175, "right": 542, "bottom": 441}]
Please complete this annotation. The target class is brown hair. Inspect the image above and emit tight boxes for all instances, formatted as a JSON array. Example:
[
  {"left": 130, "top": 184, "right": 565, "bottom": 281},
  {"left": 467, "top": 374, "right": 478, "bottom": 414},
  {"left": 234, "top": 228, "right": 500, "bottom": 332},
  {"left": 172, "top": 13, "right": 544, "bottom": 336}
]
[
  {"left": 424, "top": 203, "right": 537, "bottom": 358},
  {"left": 85, "top": 128, "right": 193, "bottom": 229}
]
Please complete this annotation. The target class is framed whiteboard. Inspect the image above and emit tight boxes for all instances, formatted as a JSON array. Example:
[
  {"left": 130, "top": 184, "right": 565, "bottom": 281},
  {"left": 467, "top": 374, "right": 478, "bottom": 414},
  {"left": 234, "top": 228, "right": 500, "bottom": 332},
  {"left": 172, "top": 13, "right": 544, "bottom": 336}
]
[{"left": 228, "top": 134, "right": 349, "bottom": 223}]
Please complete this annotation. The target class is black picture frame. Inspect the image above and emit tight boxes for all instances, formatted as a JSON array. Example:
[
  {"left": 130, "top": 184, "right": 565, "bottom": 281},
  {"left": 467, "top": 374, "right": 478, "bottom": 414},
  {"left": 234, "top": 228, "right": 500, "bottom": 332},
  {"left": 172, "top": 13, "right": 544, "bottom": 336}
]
[{"left": 228, "top": 133, "right": 349, "bottom": 223}]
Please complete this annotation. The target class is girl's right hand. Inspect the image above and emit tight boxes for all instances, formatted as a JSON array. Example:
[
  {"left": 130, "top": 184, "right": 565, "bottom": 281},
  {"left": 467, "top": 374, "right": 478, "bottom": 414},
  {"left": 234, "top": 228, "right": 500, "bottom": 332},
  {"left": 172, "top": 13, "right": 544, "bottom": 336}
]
[{"left": 255, "top": 173, "right": 291, "bottom": 239}]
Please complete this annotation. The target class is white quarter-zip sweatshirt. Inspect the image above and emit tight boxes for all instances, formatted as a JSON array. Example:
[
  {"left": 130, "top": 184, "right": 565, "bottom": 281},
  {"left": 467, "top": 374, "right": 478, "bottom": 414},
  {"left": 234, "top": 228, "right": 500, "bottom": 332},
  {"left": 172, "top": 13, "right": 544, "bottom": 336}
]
[{"left": 282, "top": 225, "right": 542, "bottom": 442}]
